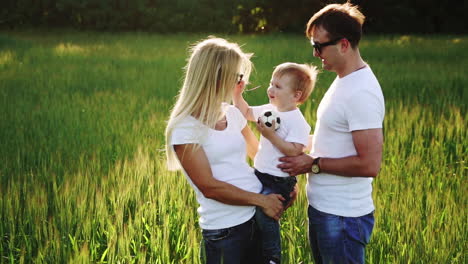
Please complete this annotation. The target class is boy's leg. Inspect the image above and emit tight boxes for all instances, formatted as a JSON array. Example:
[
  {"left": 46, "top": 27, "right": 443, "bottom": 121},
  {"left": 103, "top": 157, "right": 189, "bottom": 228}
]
[
  {"left": 254, "top": 171, "right": 297, "bottom": 264},
  {"left": 307, "top": 205, "right": 374, "bottom": 264},
  {"left": 255, "top": 185, "right": 282, "bottom": 264}
]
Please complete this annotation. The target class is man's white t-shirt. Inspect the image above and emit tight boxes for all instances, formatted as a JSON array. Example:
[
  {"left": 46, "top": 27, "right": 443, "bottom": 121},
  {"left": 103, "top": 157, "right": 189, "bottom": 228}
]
[
  {"left": 308, "top": 67, "right": 385, "bottom": 217},
  {"left": 252, "top": 104, "right": 311, "bottom": 177},
  {"left": 170, "top": 105, "right": 262, "bottom": 230}
]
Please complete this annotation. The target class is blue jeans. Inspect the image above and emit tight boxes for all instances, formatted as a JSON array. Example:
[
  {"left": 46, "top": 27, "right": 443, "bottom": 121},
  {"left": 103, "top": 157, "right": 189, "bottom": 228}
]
[
  {"left": 308, "top": 205, "right": 374, "bottom": 264},
  {"left": 254, "top": 170, "right": 297, "bottom": 264},
  {"left": 201, "top": 217, "right": 262, "bottom": 264}
]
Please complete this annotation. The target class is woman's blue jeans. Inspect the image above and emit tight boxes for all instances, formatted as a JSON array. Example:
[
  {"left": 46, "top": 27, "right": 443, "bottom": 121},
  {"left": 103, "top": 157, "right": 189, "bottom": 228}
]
[
  {"left": 200, "top": 217, "right": 262, "bottom": 264},
  {"left": 308, "top": 205, "right": 374, "bottom": 264}
]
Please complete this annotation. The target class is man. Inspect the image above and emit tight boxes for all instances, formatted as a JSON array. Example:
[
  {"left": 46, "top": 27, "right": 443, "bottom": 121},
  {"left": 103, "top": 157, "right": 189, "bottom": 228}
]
[{"left": 278, "top": 3, "right": 385, "bottom": 264}]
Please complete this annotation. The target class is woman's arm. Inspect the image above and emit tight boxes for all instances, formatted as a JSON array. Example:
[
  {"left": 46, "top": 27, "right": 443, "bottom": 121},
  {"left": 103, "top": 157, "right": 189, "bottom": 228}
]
[
  {"left": 174, "top": 143, "right": 284, "bottom": 220},
  {"left": 241, "top": 124, "right": 259, "bottom": 160}
]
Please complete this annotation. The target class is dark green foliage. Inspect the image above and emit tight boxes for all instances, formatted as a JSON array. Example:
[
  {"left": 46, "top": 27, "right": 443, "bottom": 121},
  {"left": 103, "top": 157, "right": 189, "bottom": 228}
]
[{"left": 1, "top": 0, "right": 466, "bottom": 33}]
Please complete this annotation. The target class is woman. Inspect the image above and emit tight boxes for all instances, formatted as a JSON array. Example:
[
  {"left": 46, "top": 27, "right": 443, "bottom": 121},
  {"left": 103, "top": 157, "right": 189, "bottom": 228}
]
[{"left": 165, "top": 37, "right": 284, "bottom": 264}]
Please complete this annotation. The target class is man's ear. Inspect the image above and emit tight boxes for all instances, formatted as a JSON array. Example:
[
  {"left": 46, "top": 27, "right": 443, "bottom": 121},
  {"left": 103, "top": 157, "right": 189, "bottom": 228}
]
[{"left": 340, "top": 38, "right": 350, "bottom": 53}]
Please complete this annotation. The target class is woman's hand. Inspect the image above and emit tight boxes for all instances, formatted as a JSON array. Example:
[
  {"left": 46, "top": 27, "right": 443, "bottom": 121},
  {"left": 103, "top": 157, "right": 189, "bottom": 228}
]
[
  {"left": 258, "top": 193, "right": 285, "bottom": 221},
  {"left": 284, "top": 184, "right": 298, "bottom": 210}
]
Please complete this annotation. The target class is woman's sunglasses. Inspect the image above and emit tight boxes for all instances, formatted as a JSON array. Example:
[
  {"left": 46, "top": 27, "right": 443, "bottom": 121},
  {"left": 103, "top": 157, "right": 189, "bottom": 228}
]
[{"left": 238, "top": 74, "right": 261, "bottom": 92}]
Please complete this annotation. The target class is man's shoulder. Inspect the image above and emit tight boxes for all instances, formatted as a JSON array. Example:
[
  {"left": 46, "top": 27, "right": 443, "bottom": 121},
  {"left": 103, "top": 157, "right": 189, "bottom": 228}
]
[{"left": 339, "top": 70, "right": 382, "bottom": 99}]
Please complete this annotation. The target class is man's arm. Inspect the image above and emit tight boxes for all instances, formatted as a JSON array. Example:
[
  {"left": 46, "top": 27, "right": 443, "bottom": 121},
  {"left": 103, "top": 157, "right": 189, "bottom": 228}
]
[
  {"left": 319, "top": 128, "right": 383, "bottom": 177},
  {"left": 278, "top": 128, "right": 383, "bottom": 177},
  {"left": 174, "top": 144, "right": 285, "bottom": 220},
  {"left": 233, "top": 80, "right": 255, "bottom": 121}
]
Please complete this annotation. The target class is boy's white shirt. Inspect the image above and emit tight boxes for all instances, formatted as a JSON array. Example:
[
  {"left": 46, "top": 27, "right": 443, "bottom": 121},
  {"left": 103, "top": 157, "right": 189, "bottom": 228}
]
[{"left": 252, "top": 104, "right": 311, "bottom": 177}]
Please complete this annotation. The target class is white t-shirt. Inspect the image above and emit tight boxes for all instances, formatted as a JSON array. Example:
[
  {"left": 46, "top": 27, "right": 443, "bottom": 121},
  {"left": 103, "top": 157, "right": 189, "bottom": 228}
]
[
  {"left": 252, "top": 104, "right": 311, "bottom": 177},
  {"left": 170, "top": 104, "right": 262, "bottom": 230},
  {"left": 308, "top": 67, "right": 385, "bottom": 217}
]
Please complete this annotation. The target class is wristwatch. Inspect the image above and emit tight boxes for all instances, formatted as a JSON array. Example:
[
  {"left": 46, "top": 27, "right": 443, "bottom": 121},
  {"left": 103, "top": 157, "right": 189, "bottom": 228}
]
[{"left": 311, "top": 157, "right": 321, "bottom": 174}]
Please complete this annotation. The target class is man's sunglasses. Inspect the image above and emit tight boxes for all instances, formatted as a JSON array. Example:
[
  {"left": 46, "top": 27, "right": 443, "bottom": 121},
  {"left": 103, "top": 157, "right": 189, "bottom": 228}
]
[{"left": 311, "top": 37, "right": 343, "bottom": 54}]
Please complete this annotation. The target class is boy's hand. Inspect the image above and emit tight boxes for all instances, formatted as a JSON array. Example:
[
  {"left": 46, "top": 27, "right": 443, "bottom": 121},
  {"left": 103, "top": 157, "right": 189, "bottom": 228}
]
[{"left": 256, "top": 118, "right": 277, "bottom": 139}]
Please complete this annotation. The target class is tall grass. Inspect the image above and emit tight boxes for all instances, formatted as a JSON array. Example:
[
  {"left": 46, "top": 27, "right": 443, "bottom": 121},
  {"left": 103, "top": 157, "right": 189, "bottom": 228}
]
[{"left": 0, "top": 31, "right": 466, "bottom": 263}]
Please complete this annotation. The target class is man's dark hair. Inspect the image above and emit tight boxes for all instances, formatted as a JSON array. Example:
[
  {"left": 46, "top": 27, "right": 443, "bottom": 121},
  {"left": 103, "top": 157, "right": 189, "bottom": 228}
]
[{"left": 306, "top": 3, "right": 365, "bottom": 49}]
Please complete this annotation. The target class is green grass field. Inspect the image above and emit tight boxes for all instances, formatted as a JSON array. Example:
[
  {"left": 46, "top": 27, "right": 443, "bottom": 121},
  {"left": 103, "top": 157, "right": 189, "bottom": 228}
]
[{"left": 0, "top": 31, "right": 466, "bottom": 263}]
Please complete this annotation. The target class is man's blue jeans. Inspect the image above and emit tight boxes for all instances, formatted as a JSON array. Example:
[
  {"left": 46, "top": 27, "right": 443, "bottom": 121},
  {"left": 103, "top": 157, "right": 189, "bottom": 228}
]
[
  {"left": 308, "top": 205, "right": 374, "bottom": 264},
  {"left": 201, "top": 217, "right": 262, "bottom": 264}
]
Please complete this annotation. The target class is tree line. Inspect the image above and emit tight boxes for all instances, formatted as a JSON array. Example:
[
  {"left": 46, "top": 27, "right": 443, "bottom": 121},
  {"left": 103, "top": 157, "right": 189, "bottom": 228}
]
[{"left": 1, "top": 0, "right": 466, "bottom": 34}]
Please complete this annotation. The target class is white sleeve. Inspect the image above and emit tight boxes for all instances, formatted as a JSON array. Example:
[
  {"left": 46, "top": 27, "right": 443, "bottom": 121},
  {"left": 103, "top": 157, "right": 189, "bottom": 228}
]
[
  {"left": 170, "top": 120, "right": 202, "bottom": 145},
  {"left": 345, "top": 91, "right": 384, "bottom": 131},
  {"left": 251, "top": 104, "right": 273, "bottom": 120},
  {"left": 227, "top": 105, "right": 247, "bottom": 130},
  {"left": 284, "top": 114, "right": 311, "bottom": 146}
]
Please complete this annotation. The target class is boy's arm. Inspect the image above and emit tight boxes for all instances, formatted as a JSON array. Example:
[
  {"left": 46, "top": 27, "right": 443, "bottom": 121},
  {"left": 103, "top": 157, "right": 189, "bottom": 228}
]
[
  {"left": 233, "top": 80, "right": 255, "bottom": 121},
  {"left": 257, "top": 119, "right": 303, "bottom": 156}
]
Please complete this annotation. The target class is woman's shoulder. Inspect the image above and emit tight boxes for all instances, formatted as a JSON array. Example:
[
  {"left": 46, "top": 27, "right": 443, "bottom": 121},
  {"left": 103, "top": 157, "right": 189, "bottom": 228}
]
[
  {"left": 223, "top": 103, "right": 246, "bottom": 129},
  {"left": 223, "top": 103, "right": 241, "bottom": 115},
  {"left": 171, "top": 116, "right": 205, "bottom": 145},
  {"left": 173, "top": 115, "right": 200, "bottom": 129}
]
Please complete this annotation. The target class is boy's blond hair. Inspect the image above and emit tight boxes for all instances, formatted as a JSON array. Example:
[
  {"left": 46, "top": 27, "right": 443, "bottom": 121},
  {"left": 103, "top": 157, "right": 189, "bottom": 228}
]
[{"left": 272, "top": 62, "right": 318, "bottom": 104}]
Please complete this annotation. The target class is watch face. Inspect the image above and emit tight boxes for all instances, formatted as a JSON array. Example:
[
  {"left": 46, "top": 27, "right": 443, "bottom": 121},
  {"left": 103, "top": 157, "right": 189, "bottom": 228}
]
[{"left": 312, "top": 165, "right": 320, "bottom": 174}]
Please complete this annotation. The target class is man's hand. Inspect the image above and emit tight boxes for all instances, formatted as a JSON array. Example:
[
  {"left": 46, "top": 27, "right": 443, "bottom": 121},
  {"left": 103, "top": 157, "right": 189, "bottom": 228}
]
[{"left": 278, "top": 153, "right": 313, "bottom": 176}]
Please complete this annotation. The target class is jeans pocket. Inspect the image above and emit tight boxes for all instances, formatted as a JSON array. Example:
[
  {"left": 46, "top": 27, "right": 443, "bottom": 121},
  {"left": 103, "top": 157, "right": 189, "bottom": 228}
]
[
  {"left": 358, "top": 212, "right": 375, "bottom": 244},
  {"left": 202, "top": 228, "right": 231, "bottom": 242}
]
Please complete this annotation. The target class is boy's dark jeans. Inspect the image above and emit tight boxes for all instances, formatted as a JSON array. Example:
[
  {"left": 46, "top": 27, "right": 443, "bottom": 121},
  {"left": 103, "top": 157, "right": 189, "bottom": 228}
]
[{"left": 254, "top": 169, "right": 297, "bottom": 264}]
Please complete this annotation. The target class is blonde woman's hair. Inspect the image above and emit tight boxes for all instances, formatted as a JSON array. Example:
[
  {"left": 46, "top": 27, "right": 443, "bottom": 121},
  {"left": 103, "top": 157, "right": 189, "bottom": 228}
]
[
  {"left": 272, "top": 62, "right": 318, "bottom": 104},
  {"left": 165, "top": 37, "right": 253, "bottom": 170}
]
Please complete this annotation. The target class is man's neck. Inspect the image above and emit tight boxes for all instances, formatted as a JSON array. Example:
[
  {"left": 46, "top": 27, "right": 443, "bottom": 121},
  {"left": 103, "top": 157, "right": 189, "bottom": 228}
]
[{"left": 336, "top": 50, "right": 367, "bottom": 78}]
